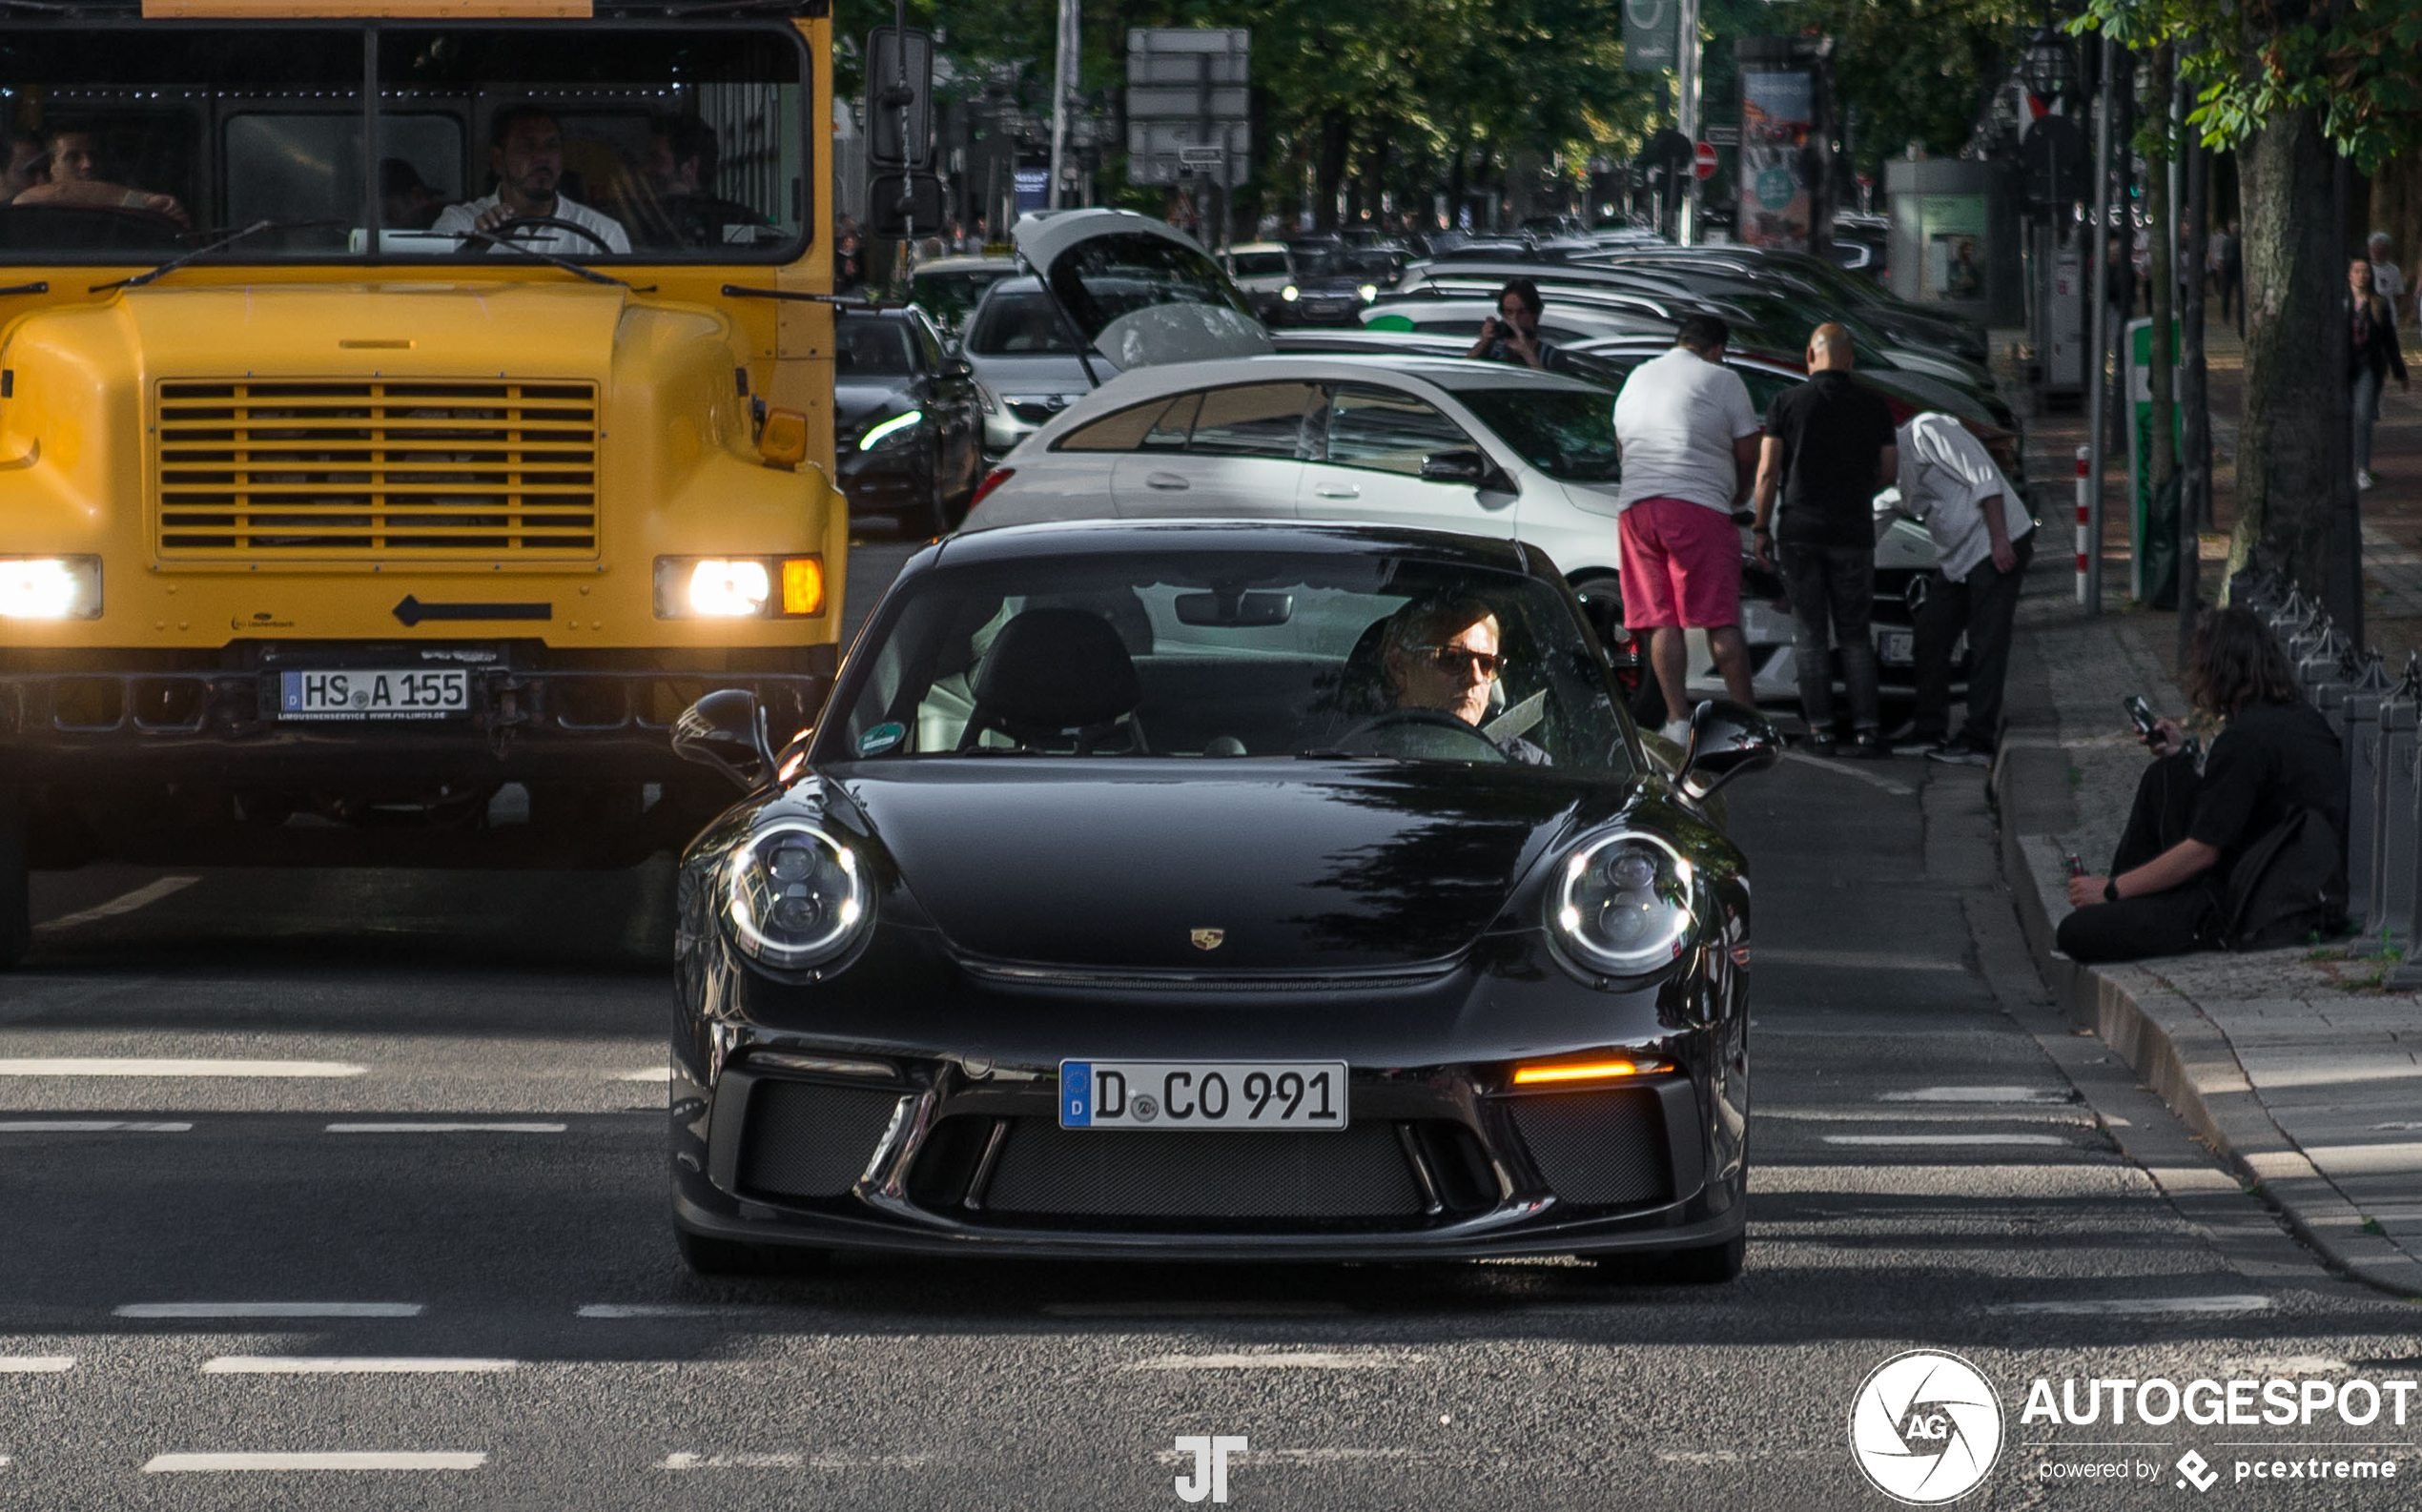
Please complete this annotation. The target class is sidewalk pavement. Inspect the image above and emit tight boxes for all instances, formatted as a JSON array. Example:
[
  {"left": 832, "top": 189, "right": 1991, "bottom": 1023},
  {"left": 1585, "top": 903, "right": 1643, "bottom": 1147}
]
[
  {"left": 1988, "top": 531, "right": 2422, "bottom": 1302},
  {"left": 1981, "top": 321, "right": 2422, "bottom": 1298}
]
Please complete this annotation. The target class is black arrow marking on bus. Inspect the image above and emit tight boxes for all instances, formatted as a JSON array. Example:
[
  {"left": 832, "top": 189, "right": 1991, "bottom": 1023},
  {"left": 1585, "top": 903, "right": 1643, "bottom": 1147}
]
[{"left": 391, "top": 596, "right": 553, "bottom": 627}]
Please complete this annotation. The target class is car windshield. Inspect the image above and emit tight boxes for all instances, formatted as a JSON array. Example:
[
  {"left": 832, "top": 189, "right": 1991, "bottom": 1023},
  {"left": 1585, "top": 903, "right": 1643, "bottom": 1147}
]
[
  {"left": 0, "top": 25, "right": 807, "bottom": 263},
  {"left": 966, "top": 289, "right": 1078, "bottom": 355},
  {"left": 831, "top": 546, "right": 1632, "bottom": 773},
  {"left": 836, "top": 315, "right": 915, "bottom": 378},
  {"left": 1455, "top": 387, "right": 1622, "bottom": 484},
  {"left": 1227, "top": 250, "right": 1288, "bottom": 277},
  {"left": 913, "top": 269, "right": 1008, "bottom": 330},
  {"left": 1293, "top": 247, "right": 1390, "bottom": 282}
]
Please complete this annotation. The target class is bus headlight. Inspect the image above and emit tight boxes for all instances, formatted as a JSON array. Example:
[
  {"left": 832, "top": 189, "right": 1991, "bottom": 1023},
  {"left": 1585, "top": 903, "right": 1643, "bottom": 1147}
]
[
  {"left": 653, "top": 557, "right": 824, "bottom": 619},
  {"left": 0, "top": 557, "right": 101, "bottom": 620}
]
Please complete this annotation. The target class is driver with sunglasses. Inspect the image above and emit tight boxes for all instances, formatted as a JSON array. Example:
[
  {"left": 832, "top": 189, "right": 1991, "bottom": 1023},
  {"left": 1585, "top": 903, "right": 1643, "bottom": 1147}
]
[{"left": 1380, "top": 598, "right": 1550, "bottom": 764}]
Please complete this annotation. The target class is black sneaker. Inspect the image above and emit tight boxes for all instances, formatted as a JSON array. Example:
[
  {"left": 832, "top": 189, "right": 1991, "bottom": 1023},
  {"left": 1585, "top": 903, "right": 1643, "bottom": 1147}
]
[
  {"left": 1924, "top": 738, "right": 1993, "bottom": 766},
  {"left": 1803, "top": 732, "right": 1837, "bottom": 759},
  {"left": 1846, "top": 730, "right": 1886, "bottom": 760}
]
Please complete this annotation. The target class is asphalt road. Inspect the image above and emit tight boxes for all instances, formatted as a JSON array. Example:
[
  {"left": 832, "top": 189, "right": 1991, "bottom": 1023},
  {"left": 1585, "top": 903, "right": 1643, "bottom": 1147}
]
[{"left": 2, "top": 539, "right": 2416, "bottom": 1511}]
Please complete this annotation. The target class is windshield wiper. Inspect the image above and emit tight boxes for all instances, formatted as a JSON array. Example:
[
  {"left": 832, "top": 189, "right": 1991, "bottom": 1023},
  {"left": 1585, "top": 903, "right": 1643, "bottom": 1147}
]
[
  {"left": 90, "top": 219, "right": 345, "bottom": 295},
  {"left": 450, "top": 226, "right": 631, "bottom": 289}
]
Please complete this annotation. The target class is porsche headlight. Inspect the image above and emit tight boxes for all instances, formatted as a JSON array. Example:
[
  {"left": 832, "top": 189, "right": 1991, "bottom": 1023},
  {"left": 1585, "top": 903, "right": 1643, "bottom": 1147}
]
[
  {"left": 725, "top": 819, "right": 872, "bottom": 971},
  {"left": 1549, "top": 832, "right": 1698, "bottom": 979}
]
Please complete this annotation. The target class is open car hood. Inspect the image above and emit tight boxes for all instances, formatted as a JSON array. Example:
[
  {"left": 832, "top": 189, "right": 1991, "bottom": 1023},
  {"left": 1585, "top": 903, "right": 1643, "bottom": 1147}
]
[{"left": 1011, "top": 209, "right": 1272, "bottom": 370}]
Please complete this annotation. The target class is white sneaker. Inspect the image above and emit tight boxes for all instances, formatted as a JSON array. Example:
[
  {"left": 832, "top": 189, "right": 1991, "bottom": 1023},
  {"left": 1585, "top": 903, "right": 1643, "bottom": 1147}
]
[
  {"left": 2358, "top": 469, "right": 2378, "bottom": 491},
  {"left": 1659, "top": 718, "right": 1692, "bottom": 744}
]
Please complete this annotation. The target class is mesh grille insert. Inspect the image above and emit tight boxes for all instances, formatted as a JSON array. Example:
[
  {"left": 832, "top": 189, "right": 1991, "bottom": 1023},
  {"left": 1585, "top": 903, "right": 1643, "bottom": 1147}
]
[
  {"left": 1508, "top": 1089, "right": 1673, "bottom": 1207},
  {"left": 153, "top": 378, "right": 599, "bottom": 559},
  {"left": 736, "top": 1080, "right": 904, "bottom": 1200},
  {"left": 979, "top": 1118, "right": 1424, "bottom": 1220}
]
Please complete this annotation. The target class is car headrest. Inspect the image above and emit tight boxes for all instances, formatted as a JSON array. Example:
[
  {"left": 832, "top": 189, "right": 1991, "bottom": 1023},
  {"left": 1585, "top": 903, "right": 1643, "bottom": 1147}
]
[{"left": 972, "top": 607, "right": 1140, "bottom": 731}]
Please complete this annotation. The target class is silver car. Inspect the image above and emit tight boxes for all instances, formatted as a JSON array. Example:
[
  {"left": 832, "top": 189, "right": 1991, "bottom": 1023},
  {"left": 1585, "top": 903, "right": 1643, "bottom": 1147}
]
[{"left": 961, "top": 276, "right": 1109, "bottom": 459}]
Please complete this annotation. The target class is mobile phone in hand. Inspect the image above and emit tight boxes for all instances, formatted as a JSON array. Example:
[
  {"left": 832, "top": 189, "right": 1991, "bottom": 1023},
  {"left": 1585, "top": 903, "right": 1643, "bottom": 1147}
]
[{"left": 2123, "top": 694, "right": 2158, "bottom": 739}]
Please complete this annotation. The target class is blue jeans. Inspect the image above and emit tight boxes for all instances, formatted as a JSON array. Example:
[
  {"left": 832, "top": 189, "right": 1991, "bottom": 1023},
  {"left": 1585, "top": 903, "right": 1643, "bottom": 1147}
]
[{"left": 2354, "top": 368, "right": 2382, "bottom": 477}]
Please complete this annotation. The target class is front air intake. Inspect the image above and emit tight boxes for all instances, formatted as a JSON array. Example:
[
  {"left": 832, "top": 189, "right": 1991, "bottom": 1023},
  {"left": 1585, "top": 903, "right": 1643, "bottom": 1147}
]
[{"left": 153, "top": 379, "right": 599, "bottom": 561}]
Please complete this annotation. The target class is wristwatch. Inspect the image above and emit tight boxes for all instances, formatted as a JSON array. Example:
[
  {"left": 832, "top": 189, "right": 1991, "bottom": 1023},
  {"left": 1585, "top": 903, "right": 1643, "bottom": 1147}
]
[{"left": 2104, "top": 878, "right": 2121, "bottom": 903}]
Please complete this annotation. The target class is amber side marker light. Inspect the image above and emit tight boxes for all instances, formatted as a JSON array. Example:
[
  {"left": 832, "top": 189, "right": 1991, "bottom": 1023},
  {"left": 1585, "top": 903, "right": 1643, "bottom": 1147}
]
[
  {"left": 780, "top": 557, "right": 825, "bottom": 617},
  {"left": 1511, "top": 1058, "right": 1673, "bottom": 1087},
  {"left": 759, "top": 407, "right": 810, "bottom": 468}
]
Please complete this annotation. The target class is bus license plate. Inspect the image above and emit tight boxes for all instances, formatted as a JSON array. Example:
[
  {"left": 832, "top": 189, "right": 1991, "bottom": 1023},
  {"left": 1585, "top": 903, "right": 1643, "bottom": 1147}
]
[
  {"left": 278, "top": 668, "right": 469, "bottom": 721},
  {"left": 1058, "top": 1060, "right": 1347, "bottom": 1132}
]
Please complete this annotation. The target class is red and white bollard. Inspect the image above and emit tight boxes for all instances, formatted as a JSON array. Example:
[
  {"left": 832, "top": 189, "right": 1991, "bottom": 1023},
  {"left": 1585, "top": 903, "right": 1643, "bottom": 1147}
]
[{"left": 2074, "top": 445, "right": 2091, "bottom": 605}]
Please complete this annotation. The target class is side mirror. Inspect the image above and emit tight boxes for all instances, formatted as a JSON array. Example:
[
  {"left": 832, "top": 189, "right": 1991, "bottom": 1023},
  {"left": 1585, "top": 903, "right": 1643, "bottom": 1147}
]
[
  {"left": 941, "top": 355, "right": 974, "bottom": 379},
  {"left": 672, "top": 688, "right": 778, "bottom": 791},
  {"left": 1420, "top": 449, "right": 1488, "bottom": 484},
  {"left": 1676, "top": 699, "right": 1778, "bottom": 801}
]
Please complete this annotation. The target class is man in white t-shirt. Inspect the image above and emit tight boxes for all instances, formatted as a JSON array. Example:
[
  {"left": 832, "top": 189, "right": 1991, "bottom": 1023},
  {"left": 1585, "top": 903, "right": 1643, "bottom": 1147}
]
[
  {"left": 2371, "top": 232, "right": 2406, "bottom": 326},
  {"left": 432, "top": 105, "right": 630, "bottom": 257},
  {"left": 1611, "top": 314, "right": 1763, "bottom": 739},
  {"left": 1887, "top": 412, "right": 2036, "bottom": 765}
]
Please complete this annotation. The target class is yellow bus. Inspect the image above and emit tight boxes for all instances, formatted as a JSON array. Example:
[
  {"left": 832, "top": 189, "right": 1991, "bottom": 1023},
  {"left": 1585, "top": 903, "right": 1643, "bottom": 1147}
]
[{"left": 0, "top": 0, "right": 847, "bottom": 962}]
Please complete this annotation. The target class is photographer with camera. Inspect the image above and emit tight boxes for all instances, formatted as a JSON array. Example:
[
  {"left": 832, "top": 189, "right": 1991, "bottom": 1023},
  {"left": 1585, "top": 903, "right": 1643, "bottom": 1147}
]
[
  {"left": 1465, "top": 278, "right": 1555, "bottom": 370},
  {"left": 2058, "top": 608, "right": 2348, "bottom": 963}
]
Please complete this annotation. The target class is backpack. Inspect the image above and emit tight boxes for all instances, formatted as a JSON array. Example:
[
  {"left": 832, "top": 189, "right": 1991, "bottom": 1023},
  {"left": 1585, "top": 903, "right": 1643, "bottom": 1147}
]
[{"left": 2222, "top": 808, "right": 2347, "bottom": 949}]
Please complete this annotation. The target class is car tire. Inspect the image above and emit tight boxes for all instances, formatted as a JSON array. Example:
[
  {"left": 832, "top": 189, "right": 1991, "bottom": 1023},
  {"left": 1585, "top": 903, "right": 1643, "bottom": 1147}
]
[
  {"left": 675, "top": 1228, "right": 831, "bottom": 1277},
  {"left": 0, "top": 794, "right": 27, "bottom": 971}
]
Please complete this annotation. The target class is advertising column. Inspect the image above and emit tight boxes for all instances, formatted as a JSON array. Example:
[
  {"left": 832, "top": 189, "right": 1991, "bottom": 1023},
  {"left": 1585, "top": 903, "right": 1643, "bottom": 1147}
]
[{"left": 1735, "top": 48, "right": 1816, "bottom": 250}]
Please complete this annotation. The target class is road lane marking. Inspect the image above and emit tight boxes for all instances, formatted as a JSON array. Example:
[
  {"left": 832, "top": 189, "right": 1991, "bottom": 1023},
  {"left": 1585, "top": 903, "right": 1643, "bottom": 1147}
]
[
  {"left": 1777, "top": 750, "right": 1916, "bottom": 795},
  {"left": 577, "top": 1304, "right": 732, "bottom": 1319},
  {"left": 659, "top": 1451, "right": 938, "bottom": 1471},
  {"left": 32, "top": 877, "right": 199, "bottom": 932},
  {"left": 1879, "top": 1087, "right": 2074, "bottom": 1103},
  {"left": 1124, "top": 1351, "right": 1424, "bottom": 1371},
  {"left": 1043, "top": 1301, "right": 1350, "bottom": 1318},
  {"left": 201, "top": 1358, "right": 517, "bottom": 1375},
  {"left": 0, "top": 1358, "right": 72, "bottom": 1373},
  {"left": 616, "top": 1068, "right": 672, "bottom": 1082},
  {"left": 1823, "top": 1134, "right": 2070, "bottom": 1147},
  {"left": 1987, "top": 1295, "right": 2270, "bottom": 1317},
  {"left": 0, "top": 1120, "right": 192, "bottom": 1133},
  {"left": 1150, "top": 1446, "right": 1426, "bottom": 1465},
  {"left": 323, "top": 1123, "right": 565, "bottom": 1134},
  {"left": 143, "top": 1452, "right": 485, "bottom": 1473},
  {"left": 0, "top": 1059, "right": 363, "bottom": 1078},
  {"left": 116, "top": 1302, "right": 422, "bottom": 1319},
  {"left": 1758, "top": 949, "right": 1965, "bottom": 972}
]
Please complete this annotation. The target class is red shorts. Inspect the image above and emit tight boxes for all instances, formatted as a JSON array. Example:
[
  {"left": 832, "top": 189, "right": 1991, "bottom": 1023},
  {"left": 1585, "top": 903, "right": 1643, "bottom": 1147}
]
[{"left": 1618, "top": 496, "right": 1741, "bottom": 629}]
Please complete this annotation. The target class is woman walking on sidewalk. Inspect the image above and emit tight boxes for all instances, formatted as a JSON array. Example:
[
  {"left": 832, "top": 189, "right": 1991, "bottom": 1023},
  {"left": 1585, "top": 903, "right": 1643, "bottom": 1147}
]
[
  {"left": 2058, "top": 609, "right": 2348, "bottom": 963},
  {"left": 2352, "top": 255, "right": 2409, "bottom": 493}
]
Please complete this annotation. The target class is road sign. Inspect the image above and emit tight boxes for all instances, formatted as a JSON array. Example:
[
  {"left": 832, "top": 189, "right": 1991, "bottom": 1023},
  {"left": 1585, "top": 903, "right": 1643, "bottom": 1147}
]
[
  {"left": 865, "top": 27, "right": 934, "bottom": 170},
  {"left": 1127, "top": 28, "right": 1250, "bottom": 189},
  {"left": 1705, "top": 125, "right": 1740, "bottom": 148},
  {"left": 1622, "top": 0, "right": 1677, "bottom": 71},
  {"left": 1693, "top": 142, "right": 1719, "bottom": 180}
]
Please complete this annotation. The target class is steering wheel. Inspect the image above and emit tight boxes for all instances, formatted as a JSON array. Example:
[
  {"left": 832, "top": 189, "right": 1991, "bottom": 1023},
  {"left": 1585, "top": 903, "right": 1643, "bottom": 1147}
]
[
  {"left": 468, "top": 215, "right": 618, "bottom": 256},
  {"left": 1333, "top": 707, "right": 1509, "bottom": 763}
]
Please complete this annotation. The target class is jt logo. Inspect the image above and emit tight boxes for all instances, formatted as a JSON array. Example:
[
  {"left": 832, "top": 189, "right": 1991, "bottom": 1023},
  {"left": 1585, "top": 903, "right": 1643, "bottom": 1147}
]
[{"left": 1174, "top": 1435, "right": 1247, "bottom": 1503}]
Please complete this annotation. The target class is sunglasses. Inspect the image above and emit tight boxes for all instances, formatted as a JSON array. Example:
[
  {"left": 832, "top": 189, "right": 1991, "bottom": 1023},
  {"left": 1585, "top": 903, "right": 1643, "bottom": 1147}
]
[{"left": 1410, "top": 644, "right": 1504, "bottom": 679}]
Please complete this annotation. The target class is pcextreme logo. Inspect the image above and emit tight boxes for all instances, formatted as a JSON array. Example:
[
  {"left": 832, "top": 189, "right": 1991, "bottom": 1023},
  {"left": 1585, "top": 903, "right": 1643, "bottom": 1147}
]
[{"left": 1849, "top": 1350, "right": 2005, "bottom": 1504}]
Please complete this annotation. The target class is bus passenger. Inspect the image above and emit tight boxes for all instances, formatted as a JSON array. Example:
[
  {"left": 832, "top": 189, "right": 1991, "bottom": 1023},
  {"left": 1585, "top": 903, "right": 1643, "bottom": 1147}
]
[
  {"left": 10, "top": 127, "right": 187, "bottom": 224},
  {"left": 432, "top": 105, "right": 629, "bottom": 255}
]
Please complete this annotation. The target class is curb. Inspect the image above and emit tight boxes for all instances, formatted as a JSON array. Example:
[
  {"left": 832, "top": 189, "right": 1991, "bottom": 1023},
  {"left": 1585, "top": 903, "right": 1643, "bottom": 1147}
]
[{"left": 1992, "top": 746, "right": 2422, "bottom": 1300}]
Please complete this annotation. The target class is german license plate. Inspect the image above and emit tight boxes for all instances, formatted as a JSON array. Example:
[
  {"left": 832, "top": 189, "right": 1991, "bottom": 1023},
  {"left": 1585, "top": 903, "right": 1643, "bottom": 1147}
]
[
  {"left": 1059, "top": 1060, "right": 1347, "bottom": 1132},
  {"left": 1877, "top": 629, "right": 1915, "bottom": 665},
  {"left": 277, "top": 668, "right": 468, "bottom": 721}
]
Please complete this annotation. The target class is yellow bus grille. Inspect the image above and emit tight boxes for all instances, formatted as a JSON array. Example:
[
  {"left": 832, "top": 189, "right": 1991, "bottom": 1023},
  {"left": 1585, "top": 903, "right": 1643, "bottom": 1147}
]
[{"left": 154, "top": 379, "right": 600, "bottom": 559}]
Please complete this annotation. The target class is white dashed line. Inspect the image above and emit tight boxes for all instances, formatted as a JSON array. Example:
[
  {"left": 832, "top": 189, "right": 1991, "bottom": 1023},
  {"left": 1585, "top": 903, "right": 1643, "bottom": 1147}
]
[
  {"left": 32, "top": 877, "right": 199, "bottom": 932},
  {"left": 615, "top": 1068, "right": 672, "bottom": 1082},
  {"left": 116, "top": 1302, "right": 423, "bottom": 1319},
  {"left": 0, "top": 1357, "right": 73, "bottom": 1373},
  {"left": 659, "top": 1451, "right": 938, "bottom": 1471},
  {"left": 577, "top": 1304, "right": 733, "bottom": 1319},
  {"left": 322, "top": 1123, "right": 565, "bottom": 1134},
  {"left": 0, "top": 1059, "right": 363, "bottom": 1078},
  {"left": 1124, "top": 1351, "right": 1426, "bottom": 1371},
  {"left": 201, "top": 1358, "right": 517, "bottom": 1375},
  {"left": 143, "top": 1452, "right": 486, "bottom": 1473},
  {"left": 1824, "top": 1134, "right": 2069, "bottom": 1147},
  {"left": 1777, "top": 750, "right": 1916, "bottom": 795},
  {"left": 1879, "top": 1087, "right": 2074, "bottom": 1104},
  {"left": 1043, "top": 1301, "right": 1350, "bottom": 1318},
  {"left": 1987, "top": 1295, "right": 2271, "bottom": 1317},
  {"left": 0, "top": 1120, "right": 192, "bottom": 1133}
]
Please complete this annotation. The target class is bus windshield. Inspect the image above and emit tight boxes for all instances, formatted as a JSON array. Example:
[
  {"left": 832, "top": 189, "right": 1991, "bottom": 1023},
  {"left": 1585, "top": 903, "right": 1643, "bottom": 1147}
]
[{"left": 0, "top": 24, "right": 809, "bottom": 263}]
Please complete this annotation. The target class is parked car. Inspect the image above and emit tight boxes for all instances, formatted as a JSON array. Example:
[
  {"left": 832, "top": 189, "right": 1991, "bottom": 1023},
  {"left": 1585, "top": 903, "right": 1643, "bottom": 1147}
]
[
  {"left": 908, "top": 255, "right": 1017, "bottom": 337},
  {"left": 832, "top": 307, "right": 985, "bottom": 536},
  {"left": 666, "top": 519, "right": 1776, "bottom": 1279},
  {"left": 961, "top": 276, "right": 1110, "bottom": 459},
  {"left": 1585, "top": 244, "right": 1980, "bottom": 361},
  {"left": 1219, "top": 240, "right": 1296, "bottom": 322},
  {"left": 1363, "top": 295, "right": 1676, "bottom": 346}
]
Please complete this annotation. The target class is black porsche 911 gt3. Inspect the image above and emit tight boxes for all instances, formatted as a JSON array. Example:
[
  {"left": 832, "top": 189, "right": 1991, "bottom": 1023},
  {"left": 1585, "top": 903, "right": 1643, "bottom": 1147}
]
[{"left": 666, "top": 521, "right": 1776, "bottom": 1280}]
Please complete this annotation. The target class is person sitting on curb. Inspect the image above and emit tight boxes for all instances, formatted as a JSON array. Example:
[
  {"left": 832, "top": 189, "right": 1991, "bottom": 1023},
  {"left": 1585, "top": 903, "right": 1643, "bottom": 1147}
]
[{"left": 2059, "top": 607, "right": 2348, "bottom": 963}]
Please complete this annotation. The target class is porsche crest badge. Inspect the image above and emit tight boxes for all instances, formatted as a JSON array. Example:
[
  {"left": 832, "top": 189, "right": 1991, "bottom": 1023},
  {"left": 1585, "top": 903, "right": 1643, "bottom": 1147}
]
[{"left": 1189, "top": 929, "right": 1225, "bottom": 950}]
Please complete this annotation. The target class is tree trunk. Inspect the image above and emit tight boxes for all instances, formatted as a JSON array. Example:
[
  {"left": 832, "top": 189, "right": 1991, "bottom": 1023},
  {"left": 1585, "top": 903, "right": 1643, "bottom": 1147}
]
[
  {"left": 2228, "top": 105, "right": 2345, "bottom": 595},
  {"left": 1314, "top": 112, "right": 1349, "bottom": 232}
]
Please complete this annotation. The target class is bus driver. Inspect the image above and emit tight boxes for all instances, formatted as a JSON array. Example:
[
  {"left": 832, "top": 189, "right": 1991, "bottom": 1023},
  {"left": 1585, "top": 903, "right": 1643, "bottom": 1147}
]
[{"left": 433, "top": 104, "right": 629, "bottom": 255}]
